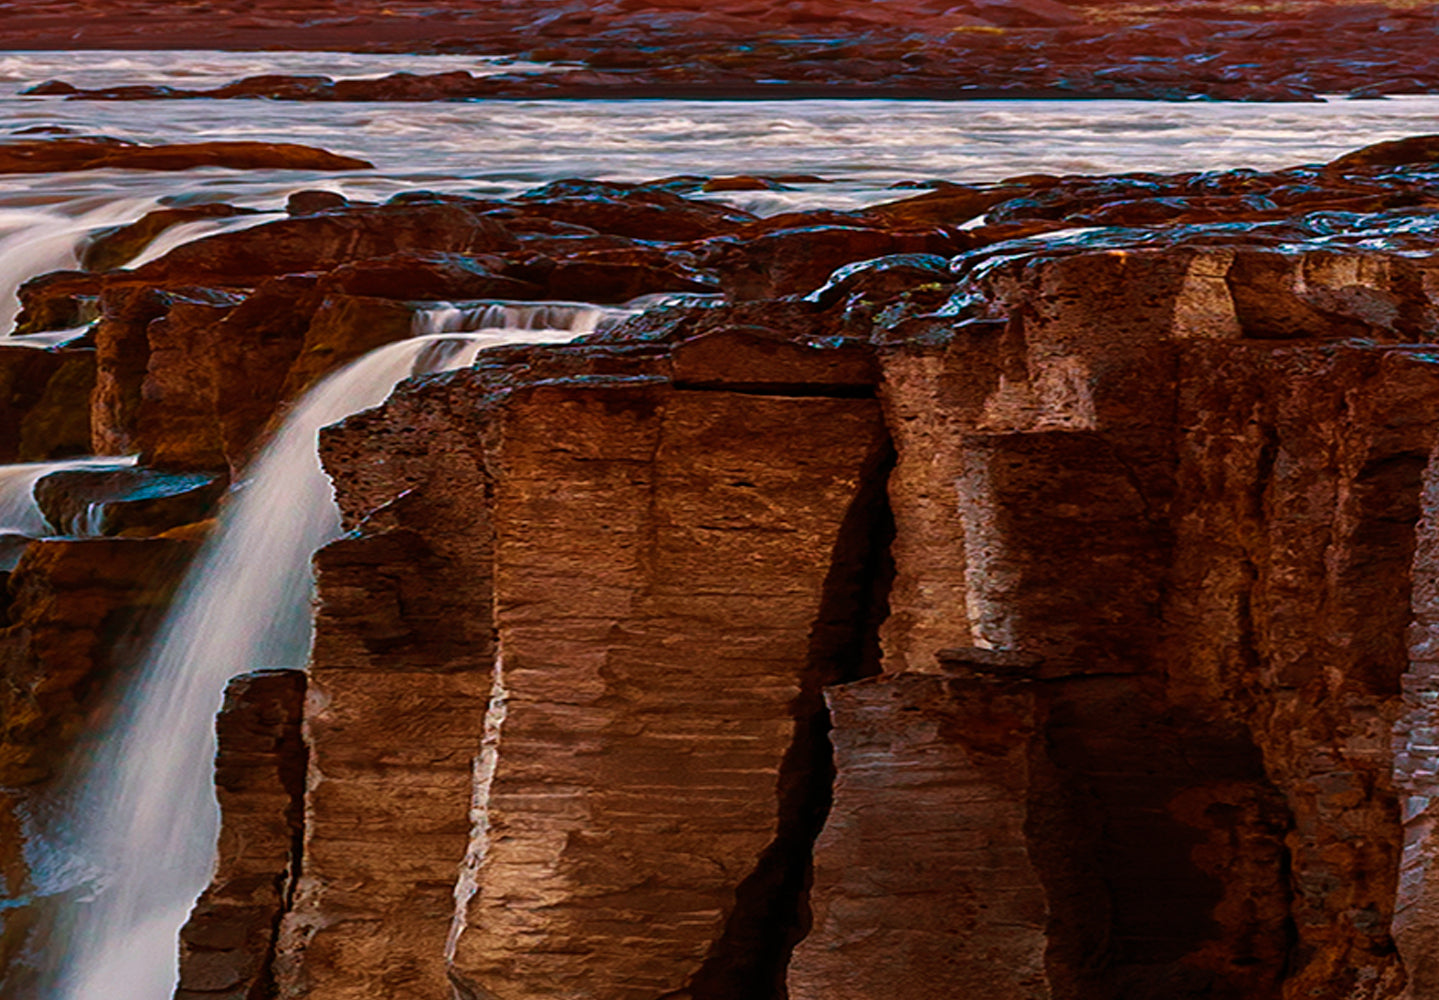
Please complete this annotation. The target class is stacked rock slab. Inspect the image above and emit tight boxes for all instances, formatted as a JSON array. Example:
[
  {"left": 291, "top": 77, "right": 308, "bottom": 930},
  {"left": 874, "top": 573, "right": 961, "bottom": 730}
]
[{"left": 793, "top": 243, "right": 1439, "bottom": 999}]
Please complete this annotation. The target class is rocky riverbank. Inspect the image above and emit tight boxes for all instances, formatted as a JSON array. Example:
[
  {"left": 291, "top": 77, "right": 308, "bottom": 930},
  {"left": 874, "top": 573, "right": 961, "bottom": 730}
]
[
  {"left": 9, "top": 1, "right": 1439, "bottom": 102},
  {"left": 7, "top": 132, "right": 1439, "bottom": 997}
]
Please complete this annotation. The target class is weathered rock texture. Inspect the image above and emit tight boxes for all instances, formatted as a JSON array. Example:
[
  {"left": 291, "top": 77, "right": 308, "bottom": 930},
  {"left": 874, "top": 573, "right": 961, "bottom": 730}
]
[
  {"left": 175, "top": 668, "right": 307, "bottom": 1000},
  {"left": 21, "top": 142, "right": 1439, "bottom": 999},
  {"left": 790, "top": 661, "right": 1052, "bottom": 1000},
  {"left": 278, "top": 209, "right": 1439, "bottom": 999}
]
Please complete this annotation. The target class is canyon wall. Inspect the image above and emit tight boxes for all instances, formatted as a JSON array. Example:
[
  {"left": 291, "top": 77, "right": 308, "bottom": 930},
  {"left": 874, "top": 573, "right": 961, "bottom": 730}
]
[{"left": 7, "top": 140, "right": 1439, "bottom": 998}]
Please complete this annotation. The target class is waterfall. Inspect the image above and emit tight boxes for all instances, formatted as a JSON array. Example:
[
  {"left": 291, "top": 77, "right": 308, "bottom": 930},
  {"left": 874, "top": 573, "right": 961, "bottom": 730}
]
[
  {"left": 44, "top": 319, "right": 591, "bottom": 1000},
  {"left": 411, "top": 298, "right": 638, "bottom": 337},
  {"left": 0, "top": 456, "right": 137, "bottom": 538},
  {"left": 0, "top": 198, "right": 157, "bottom": 334}
]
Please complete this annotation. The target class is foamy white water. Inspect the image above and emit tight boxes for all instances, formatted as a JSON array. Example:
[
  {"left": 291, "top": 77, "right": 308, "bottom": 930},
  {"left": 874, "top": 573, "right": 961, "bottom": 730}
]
[{"left": 45, "top": 321, "right": 590, "bottom": 1000}]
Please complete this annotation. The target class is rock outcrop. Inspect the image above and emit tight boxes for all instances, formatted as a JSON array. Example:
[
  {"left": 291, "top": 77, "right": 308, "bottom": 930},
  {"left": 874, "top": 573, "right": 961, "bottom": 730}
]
[
  {"left": 0, "top": 137, "right": 371, "bottom": 174},
  {"left": 175, "top": 668, "right": 307, "bottom": 1000},
  {"left": 16, "top": 137, "right": 1439, "bottom": 998}
]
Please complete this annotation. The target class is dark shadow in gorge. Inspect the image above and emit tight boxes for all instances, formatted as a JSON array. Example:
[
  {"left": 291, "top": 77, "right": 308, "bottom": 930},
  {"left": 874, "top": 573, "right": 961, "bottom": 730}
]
[{"left": 679, "top": 436, "right": 896, "bottom": 1000}]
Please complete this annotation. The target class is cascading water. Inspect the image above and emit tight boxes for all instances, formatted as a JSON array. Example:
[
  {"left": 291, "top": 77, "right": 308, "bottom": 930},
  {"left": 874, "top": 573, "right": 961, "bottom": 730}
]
[
  {"left": 42, "top": 316, "right": 598, "bottom": 1000},
  {"left": 0, "top": 455, "right": 137, "bottom": 537},
  {"left": 413, "top": 298, "right": 638, "bottom": 337}
]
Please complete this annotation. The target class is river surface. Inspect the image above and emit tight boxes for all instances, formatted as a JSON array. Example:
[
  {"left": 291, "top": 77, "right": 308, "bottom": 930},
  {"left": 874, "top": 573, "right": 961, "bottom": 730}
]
[{"left": 4, "top": 48, "right": 1439, "bottom": 1000}]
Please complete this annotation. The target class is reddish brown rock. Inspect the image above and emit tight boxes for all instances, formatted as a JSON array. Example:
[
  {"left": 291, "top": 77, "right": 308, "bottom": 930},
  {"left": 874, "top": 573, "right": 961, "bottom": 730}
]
[
  {"left": 0, "top": 344, "right": 94, "bottom": 463},
  {"left": 129, "top": 202, "right": 517, "bottom": 288},
  {"left": 0, "top": 137, "right": 371, "bottom": 174},
  {"left": 513, "top": 179, "right": 756, "bottom": 241},
  {"left": 89, "top": 285, "right": 245, "bottom": 467},
  {"left": 790, "top": 665, "right": 1052, "bottom": 1000},
  {"left": 0, "top": 537, "right": 195, "bottom": 787},
  {"left": 174, "top": 669, "right": 306, "bottom": 1000},
  {"left": 709, "top": 225, "right": 955, "bottom": 301},
  {"left": 273, "top": 336, "right": 891, "bottom": 998},
  {"left": 79, "top": 203, "right": 258, "bottom": 272}
]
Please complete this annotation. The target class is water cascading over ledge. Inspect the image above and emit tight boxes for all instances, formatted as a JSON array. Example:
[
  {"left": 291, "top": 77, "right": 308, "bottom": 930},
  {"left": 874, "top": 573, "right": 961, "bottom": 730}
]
[
  {"left": 5, "top": 304, "right": 619, "bottom": 1000},
  {"left": 14, "top": 140, "right": 1439, "bottom": 1000}
]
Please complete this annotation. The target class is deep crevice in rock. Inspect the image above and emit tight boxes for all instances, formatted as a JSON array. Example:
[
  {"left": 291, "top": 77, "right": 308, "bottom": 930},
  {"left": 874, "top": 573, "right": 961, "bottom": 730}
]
[{"left": 681, "top": 438, "right": 895, "bottom": 1000}]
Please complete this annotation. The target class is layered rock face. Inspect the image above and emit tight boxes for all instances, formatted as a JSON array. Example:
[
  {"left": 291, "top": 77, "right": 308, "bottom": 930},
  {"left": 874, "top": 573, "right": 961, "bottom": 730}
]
[
  {"left": 14, "top": 136, "right": 1439, "bottom": 998},
  {"left": 270, "top": 205, "right": 1439, "bottom": 999}
]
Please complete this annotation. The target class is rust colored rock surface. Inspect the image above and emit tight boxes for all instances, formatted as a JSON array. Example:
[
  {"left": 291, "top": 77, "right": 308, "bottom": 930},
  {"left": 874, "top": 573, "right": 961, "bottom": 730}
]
[
  {"left": 0, "top": 137, "right": 370, "bottom": 173},
  {"left": 0, "top": 537, "right": 195, "bottom": 787},
  {"left": 175, "top": 668, "right": 306, "bottom": 1000},
  {"left": 790, "top": 669, "right": 1052, "bottom": 1000},
  {"left": 278, "top": 343, "right": 891, "bottom": 999},
  {"left": 0, "top": 345, "right": 94, "bottom": 463},
  {"left": 129, "top": 202, "right": 516, "bottom": 288}
]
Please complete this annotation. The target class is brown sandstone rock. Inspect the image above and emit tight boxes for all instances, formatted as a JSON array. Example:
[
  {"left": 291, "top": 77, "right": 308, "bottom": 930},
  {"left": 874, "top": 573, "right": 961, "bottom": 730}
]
[
  {"left": 276, "top": 338, "right": 892, "bottom": 999},
  {"left": 175, "top": 669, "right": 306, "bottom": 1000},
  {"left": 89, "top": 285, "right": 245, "bottom": 467},
  {"left": 0, "top": 345, "right": 94, "bottom": 463},
  {"left": 79, "top": 203, "right": 258, "bottom": 273},
  {"left": 129, "top": 203, "right": 517, "bottom": 288},
  {"left": 0, "top": 537, "right": 194, "bottom": 788},
  {"left": 790, "top": 667, "right": 1053, "bottom": 1000}
]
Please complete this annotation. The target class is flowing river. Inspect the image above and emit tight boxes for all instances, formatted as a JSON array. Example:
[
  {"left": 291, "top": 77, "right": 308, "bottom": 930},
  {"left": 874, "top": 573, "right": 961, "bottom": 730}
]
[{"left": 3, "top": 48, "right": 1439, "bottom": 999}]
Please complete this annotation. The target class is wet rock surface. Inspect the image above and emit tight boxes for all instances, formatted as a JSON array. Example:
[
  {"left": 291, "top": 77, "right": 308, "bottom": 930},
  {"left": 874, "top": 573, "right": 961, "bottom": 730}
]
[
  {"left": 175, "top": 668, "right": 307, "bottom": 1000},
  {"left": 17, "top": 134, "right": 1439, "bottom": 997}
]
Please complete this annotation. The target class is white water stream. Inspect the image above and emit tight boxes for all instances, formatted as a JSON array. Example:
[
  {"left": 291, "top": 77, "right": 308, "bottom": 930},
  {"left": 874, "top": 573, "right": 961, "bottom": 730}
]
[{"left": 40, "top": 310, "right": 604, "bottom": 1000}]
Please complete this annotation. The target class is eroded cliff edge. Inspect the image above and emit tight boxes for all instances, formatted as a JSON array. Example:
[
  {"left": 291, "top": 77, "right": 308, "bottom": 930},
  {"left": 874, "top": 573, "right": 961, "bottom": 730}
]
[
  {"left": 295, "top": 207, "right": 1439, "bottom": 997},
  {"left": 9, "top": 137, "right": 1439, "bottom": 999}
]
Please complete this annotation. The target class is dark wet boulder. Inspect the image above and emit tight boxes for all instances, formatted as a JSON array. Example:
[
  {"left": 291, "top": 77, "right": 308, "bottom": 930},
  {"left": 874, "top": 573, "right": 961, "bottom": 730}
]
[
  {"left": 708, "top": 226, "right": 956, "bottom": 300},
  {"left": 34, "top": 466, "right": 226, "bottom": 537},
  {"left": 539, "top": 248, "right": 719, "bottom": 303},
  {"left": 512, "top": 179, "right": 756, "bottom": 241},
  {"left": 286, "top": 190, "right": 350, "bottom": 215},
  {"left": 13, "top": 270, "right": 102, "bottom": 335},
  {"left": 806, "top": 253, "right": 955, "bottom": 309},
  {"left": 315, "top": 252, "right": 543, "bottom": 302},
  {"left": 1328, "top": 135, "right": 1439, "bottom": 172},
  {"left": 861, "top": 184, "right": 1025, "bottom": 227}
]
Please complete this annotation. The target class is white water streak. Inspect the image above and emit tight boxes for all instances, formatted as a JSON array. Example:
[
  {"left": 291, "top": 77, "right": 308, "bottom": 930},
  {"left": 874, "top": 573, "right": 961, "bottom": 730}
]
[
  {"left": 0, "top": 199, "right": 155, "bottom": 333},
  {"left": 0, "top": 455, "right": 136, "bottom": 537},
  {"left": 412, "top": 299, "right": 632, "bottom": 337},
  {"left": 49, "top": 321, "right": 590, "bottom": 1000}
]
